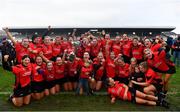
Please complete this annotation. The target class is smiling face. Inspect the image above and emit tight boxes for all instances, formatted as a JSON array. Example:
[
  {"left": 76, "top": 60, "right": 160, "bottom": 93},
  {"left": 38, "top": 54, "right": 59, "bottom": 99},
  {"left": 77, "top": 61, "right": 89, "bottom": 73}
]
[
  {"left": 55, "top": 36, "right": 61, "bottom": 44},
  {"left": 22, "top": 56, "right": 30, "bottom": 67},
  {"left": 133, "top": 38, "right": 138, "bottom": 46},
  {"left": 123, "top": 34, "right": 128, "bottom": 41},
  {"left": 22, "top": 38, "right": 29, "bottom": 48},
  {"left": 44, "top": 36, "right": 51, "bottom": 45},
  {"left": 108, "top": 78, "right": 115, "bottom": 87},
  {"left": 56, "top": 57, "right": 63, "bottom": 65},
  {"left": 110, "top": 52, "right": 115, "bottom": 60},
  {"left": 35, "top": 56, "right": 43, "bottom": 66},
  {"left": 144, "top": 38, "right": 151, "bottom": 48},
  {"left": 144, "top": 49, "right": 153, "bottom": 59},
  {"left": 83, "top": 52, "right": 90, "bottom": 61},
  {"left": 97, "top": 52, "right": 104, "bottom": 60},
  {"left": 47, "top": 62, "right": 53, "bottom": 71}
]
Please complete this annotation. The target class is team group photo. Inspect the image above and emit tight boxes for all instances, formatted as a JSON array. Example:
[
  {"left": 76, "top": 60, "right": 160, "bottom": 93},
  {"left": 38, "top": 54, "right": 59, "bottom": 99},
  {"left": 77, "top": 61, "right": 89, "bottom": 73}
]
[{"left": 0, "top": 0, "right": 179, "bottom": 111}]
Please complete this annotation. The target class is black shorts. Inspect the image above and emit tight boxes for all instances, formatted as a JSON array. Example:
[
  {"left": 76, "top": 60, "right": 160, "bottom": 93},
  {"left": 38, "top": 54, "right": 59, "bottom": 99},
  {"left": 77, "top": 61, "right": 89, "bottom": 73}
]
[
  {"left": 134, "top": 85, "right": 144, "bottom": 92},
  {"left": 68, "top": 76, "right": 79, "bottom": 82},
  {"left": 114, "top": 77, "right": 129, "bottom": 85},
  {"left": 129, "top": 87, "right": 136, "bottom": 103},
  {"left": 166, "top": 65, "right": 176, "bottom": 74},
  {"left": 152, "top": 65, "right": 176, "bottom": 74},
  {"left": 152, "top": 83, "right": 163, "bottom": 92},
  {"left": 44, "top": 80, "right": 56, "bottom": 89},
  {"left": 55, "top": 77, "right": 67, "bottom": 85},
  {"left": 13, "top": 84, "right": 31, "bottom": 97},
  {"left": 31, "top": 81, "right": 45, "bottom": 93},
  {"left": 123, "top": 55, "right": 131, "bottom": 64}
]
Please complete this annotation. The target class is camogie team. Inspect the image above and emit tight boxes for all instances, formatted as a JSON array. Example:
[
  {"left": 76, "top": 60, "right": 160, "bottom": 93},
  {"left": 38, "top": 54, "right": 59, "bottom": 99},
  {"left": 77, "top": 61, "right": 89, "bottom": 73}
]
[{"left": 2, "top": 27, "right": 176, "bottom": 108}]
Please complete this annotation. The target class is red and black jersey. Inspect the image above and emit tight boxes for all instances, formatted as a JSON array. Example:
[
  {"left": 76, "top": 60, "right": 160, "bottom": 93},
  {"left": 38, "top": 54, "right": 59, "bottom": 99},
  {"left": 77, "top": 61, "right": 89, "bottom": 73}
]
[
  {"left": 79, "top": 60, "right": 93, "bottom": 79},
  {"left": 151, "top": 43, "right": 161, "bottom": 52},
  {"left": 15, "top": 43, "right": 30, "bottom": 63},
  {"left": 52, "top": 43, "right": 62, "bottom": 57},
  {"left": 76, "top": 44, "right": 91, "bottom": 58},
  {"left": 93, "top": 58, "right": 105, "bottom": 80},
  {"left": 54, "top": 63, "right": 65, "bottom": 79},
  {"left": 147, "top": 50, "right": 169, "bottom": 72},
  {"left": 115, "top": 63, "right": 129, "bottom": 78},
  {"left": 61, "top": 41, "right": 72, "bottom": 52},
  {"left": 90, "top": 43, "right": 102, "bottom": 59},
  {"left": 111, "top": 41, "right": 122, "bottom": 56},
  {"left": 105, "top": 57, "right": 116, "bottom": 78},
  {"left": 41, "top": 44, "right": 53, "bottom": 59},
  {"left": 108, "top": 81, "right": 131, "bottom": 100},
  {"left": 145, "top": 68, "right": 162, "bottom": 84},
  {"left": 101, "top": 39, "right": 113, "bottom": 56},
  {"left": 131, "top": 45, "right": 144, "bottom": 60},
  {"left": 29, "top": 43, "right": 42, "bottom": 59},
  {"left": 43, "top": 67, "right": 56, "bottom": 81},
  {"left": 67, "top": 58, "right": 81, "bottom": 77},
  {"left": 31, "top": 63, "right": 45, "bottom": 82},
  {"left": 12, "top": 64, "right": 32, "bottom": 88},
  {"left": 122, "top": 41, "right": 132, "bottom": 57}
]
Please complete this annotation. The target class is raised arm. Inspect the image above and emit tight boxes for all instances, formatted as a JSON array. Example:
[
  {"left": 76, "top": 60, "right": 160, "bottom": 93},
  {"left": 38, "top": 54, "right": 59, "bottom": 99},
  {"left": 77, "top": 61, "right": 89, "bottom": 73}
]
[
  {"left": 42, "top": 25, "right": 51, "bottom": 39},
  {"left": 2, "top": 27, "right": 17, "bottom": 45},
  {"left": 131, "top": 80, "right": 149, "bottom": 87}
]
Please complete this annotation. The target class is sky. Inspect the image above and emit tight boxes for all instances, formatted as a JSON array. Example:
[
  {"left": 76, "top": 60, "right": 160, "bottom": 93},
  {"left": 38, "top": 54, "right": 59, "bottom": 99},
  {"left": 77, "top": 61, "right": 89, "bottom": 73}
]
[{"left": 0, "top": 0, "right": 179, "bottom": 33}]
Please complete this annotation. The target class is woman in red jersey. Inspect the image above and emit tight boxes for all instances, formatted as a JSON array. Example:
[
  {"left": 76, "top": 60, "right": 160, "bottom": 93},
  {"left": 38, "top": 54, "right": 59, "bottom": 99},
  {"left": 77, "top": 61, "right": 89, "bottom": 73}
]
[
  {"left": 131, "top": 62, "right": 163, "bottom": 95},
  {"left": 76, "top": 52, "right": 93, "bottom": 95},
  {"left": 66, "top": 52, "right": 81, "bottom": 91},
  {"left": 10, "top": 55, "right": 32, "bottom": 107},
  {"left": 3, "top": 28, "right": 34, "bottom": 64},
  {"left": 31, "top": 56, "right": 46, "bottom": 100},
  {"left": 43, "top": 61, "right": 56, "bottom": 96},
  {"left": 51, "top": 36, "right": 62, "bottom": 61},
  {"left": 40, "top": 36, "right": 53, "bottom": 61},
  {"left": 107, "top": 78, "right": 169, "bottom": 108},
  {"left": 92, "top": 52, "right": 106, "bottom": 91},
  {"left": 144, "top": 48, "right": 176, "bottom": 95},
  {"left": 54, "top": 55, "right": 68, "bottom": 92},
  {"left": 114, "top": 55, "right": 130, "bottom": 85}
]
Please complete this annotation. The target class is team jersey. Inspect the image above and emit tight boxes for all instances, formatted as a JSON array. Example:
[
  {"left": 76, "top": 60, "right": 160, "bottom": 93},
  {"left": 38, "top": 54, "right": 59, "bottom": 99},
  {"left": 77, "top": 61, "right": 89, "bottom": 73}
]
[
  {"left": 115, "top": 63, "right": 129, "bottom": 78},
  {"left": 122, "top": 40, "right": 132, "bottom": 57},
  {"left": 145, "top": 68, "right": 162, "bottom": 84},
  {"left": 108, "top": 81, "right": 131, "bottom": 100},
  {"left": 111, "top": 41, "right": 122, "bottom": 56},
  {"left": 131, "top": 45, "right": 144, "bottom": 60},
  {"left": 79, "top": 60, "right": 93, "bottom": 79},
  {"left": 93, "top": 58, "right": 105, "bottom": 80},
  {"left": 54, "top": 62, "right": 66, "bottom": 79},
  {"left": 43, "top": 67, "right": 56, "bottom": 81},
  {"left": 52, "top": 43, "right": 62, "bottom": 57},
  {"left": 41, "top": 44, "right": 53, "bottom": 59},
  {"left": 90, "top": 43, "right": 102, "bottom": 59},
  {"left": 12, "top": 64, "right": 32, "bottom": 88},
  {"left": 15, "top": 43, "right": 30, "bottom": 63},
  {"left": 67, "top": 58, "right": 81, "bottom": 77},
  {"left": 76, "top": 44, "right": 91, "bottom": 58},
  {"left": 151, "top": 43, "right": 161, "bottom": 52},
  {"left": 29, "top": 43, "right": 42, "bottom": 59},
  {"left": 147, "top": 50, "right": 169, "bottom": 72},
  {"left": 105, "top": 57, "right": 116, "bottom": 78},
  {"left": 31, "top": 63, "right": 46, "bottom": 82}
]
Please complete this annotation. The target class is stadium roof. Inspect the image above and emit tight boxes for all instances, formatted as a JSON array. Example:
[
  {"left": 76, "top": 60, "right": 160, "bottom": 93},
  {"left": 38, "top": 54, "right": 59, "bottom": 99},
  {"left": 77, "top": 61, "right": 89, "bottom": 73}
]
[{"left": 7, "top": 26, "right": 176, "bottom": 36}]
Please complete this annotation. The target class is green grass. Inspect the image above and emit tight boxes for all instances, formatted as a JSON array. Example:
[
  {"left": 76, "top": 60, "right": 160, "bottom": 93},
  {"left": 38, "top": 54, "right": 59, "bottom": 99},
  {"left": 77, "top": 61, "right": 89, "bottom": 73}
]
[{"left": 0, "top": 66, "right": 180, "bottom": 111}]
